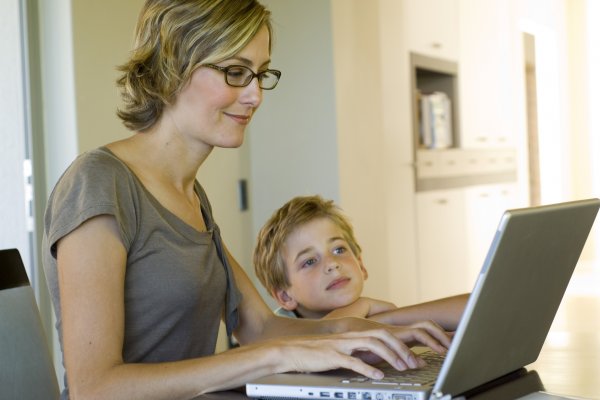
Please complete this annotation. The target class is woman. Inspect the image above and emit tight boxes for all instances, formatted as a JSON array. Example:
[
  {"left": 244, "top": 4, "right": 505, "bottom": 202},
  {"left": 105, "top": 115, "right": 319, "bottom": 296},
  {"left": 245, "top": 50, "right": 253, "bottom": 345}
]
[{"left": 42, "top": 1, "right": 451, "bottom": 399}]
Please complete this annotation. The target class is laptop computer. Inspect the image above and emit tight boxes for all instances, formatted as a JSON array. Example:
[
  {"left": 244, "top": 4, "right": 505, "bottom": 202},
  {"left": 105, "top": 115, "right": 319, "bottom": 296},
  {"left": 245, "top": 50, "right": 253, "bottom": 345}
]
[
  {"left": 246, "top": 198, "right": 600, "bottom": 400},
  {"left": 0, "top": 248, "right": 60, "bottom": 400}
]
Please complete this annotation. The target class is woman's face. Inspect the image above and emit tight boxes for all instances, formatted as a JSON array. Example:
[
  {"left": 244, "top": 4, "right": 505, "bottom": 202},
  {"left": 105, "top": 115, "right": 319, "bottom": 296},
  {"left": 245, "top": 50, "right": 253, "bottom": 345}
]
[{"left": 166, "top": 25, "right": 271, "bottom": 149}]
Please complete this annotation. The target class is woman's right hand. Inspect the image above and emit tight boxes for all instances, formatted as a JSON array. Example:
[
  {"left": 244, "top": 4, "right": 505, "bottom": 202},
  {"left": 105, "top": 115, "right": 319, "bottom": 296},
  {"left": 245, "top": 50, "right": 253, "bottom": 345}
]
[{"left": 262, "top": 324, "right": 449, "bottom": 380}]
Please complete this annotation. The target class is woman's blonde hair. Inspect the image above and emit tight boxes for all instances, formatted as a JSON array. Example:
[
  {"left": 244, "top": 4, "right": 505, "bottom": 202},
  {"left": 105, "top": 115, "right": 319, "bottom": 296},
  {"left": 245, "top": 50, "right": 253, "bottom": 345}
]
[
  {"left": 253, "top": 195, "right": 362, "bottom": 297},
  {"left": 116, "top": 0, "right": 272, "bottom": 131}
]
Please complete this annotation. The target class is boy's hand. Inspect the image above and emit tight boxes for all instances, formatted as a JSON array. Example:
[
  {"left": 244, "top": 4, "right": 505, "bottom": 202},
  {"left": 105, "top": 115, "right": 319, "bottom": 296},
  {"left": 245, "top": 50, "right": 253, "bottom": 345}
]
[
  {"left": 323, "top": 297, "right": 398, "bottom": 319},
  {"left": 326, "top": 317, "right": 452, "bottom": 363}
]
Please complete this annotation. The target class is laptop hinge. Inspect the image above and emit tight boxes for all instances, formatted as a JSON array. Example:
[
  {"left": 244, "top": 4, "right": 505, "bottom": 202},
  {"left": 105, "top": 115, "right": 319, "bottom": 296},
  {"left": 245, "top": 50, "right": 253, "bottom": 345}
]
[{"left": 431, "top": 392, "right": 462, "bottom": 400}]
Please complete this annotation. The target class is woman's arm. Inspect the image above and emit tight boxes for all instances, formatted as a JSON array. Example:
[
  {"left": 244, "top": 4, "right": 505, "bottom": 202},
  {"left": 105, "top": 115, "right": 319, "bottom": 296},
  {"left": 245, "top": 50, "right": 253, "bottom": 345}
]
[
  {"left": 57, "top": 216, "right": 450, "bottom": 400},
  {"left": 367, "top": 294, "right": 470, "bottom": 331}
]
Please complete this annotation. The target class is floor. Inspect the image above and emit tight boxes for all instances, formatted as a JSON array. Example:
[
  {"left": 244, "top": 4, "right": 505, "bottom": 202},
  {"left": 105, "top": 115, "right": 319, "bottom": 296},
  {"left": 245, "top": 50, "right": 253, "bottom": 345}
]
[{"left": 530, "top": 261, "right": 600, "bottom": 399}]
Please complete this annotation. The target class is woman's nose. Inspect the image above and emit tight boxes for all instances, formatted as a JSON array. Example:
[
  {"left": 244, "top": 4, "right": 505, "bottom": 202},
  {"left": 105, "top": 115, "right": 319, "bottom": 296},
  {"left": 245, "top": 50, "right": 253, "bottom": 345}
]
[{"left": 240, "top": 78, "right": 263, "bottom": 108}]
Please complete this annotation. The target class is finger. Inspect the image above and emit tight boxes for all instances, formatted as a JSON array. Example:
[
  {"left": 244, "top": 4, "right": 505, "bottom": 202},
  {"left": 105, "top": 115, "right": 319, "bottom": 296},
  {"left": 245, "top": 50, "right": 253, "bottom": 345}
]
[
  {"left": 398, "top": 326, "right": 449, "bottom": 355},
  {"left": 291, "top": 337, "right": 391, "bottom": 379},
  {"left": 334, "top": 353, "right": 385, "bottom": 380},
  {"left": 342, "top": 330, "right": 422, "bottom": 370},
  {"left": 410, "top": 320, "right": 452, "bottom": 350}
]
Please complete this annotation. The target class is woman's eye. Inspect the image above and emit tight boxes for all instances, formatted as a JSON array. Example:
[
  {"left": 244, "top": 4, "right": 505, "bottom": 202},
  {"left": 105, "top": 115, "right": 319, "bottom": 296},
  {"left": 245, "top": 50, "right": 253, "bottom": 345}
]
[
  {"left": 301, "top": 258, "right": 317, "bottom": 268},
  {"left": 227, "top": 69, "right": 245, "bottom": 78}
]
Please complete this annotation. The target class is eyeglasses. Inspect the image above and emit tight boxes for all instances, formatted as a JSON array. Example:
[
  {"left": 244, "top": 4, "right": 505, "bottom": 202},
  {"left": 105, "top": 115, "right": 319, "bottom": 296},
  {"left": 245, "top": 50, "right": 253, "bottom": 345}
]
[{"left": 203, "top": 64, "right": 281, "bottom": 90}]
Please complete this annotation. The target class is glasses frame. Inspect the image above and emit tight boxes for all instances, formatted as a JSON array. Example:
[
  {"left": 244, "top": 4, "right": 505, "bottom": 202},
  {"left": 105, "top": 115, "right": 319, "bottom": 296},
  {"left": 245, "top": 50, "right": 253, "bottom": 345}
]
[{"left": 203, "top": 64, "right": 281, "bottom": 90}]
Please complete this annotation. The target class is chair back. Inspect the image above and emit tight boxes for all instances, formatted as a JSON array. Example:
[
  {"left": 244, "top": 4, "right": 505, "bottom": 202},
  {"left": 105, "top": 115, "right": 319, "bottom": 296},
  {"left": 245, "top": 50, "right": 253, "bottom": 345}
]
[{"left": 0, "top": 248, "right": 60, "bottom": 400}]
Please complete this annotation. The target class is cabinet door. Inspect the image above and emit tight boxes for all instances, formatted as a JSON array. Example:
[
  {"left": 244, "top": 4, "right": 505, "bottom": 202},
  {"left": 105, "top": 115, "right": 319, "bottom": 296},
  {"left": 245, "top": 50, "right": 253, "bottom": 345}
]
[
  {"left": 415, "top": 189, "right": 469, "bottom": 301},
  {"left": 464, "top": 183, "right": 521, "bottom": 283},
  {"left": 404, "top": 0, "right": 459, "bottom": 60},
  {"left": 459, "top": 0, "right": 516, "bottom": 148}
]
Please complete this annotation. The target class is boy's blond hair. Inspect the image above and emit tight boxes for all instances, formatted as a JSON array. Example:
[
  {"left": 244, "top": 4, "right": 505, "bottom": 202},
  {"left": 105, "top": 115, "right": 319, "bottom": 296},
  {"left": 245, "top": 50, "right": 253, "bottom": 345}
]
[{"left": 254, "top": 195, "right": 362, "bottom": 297}]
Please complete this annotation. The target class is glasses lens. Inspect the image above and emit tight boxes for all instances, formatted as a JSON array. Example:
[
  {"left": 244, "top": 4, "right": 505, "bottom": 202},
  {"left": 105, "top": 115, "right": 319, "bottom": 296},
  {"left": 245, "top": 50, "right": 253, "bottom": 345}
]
[
  {"left": 259, "top": 70, "right": 280, "bottom": 90},
  {"left": 225, "top": 66, "right": 253, "bottom": 87}
]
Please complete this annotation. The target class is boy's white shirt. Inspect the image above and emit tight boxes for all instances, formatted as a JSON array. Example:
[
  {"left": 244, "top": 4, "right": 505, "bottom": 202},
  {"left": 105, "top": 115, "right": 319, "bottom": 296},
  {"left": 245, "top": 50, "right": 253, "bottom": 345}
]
[{"left": 274, "top": 307, "right": 298, "bottom": 318}]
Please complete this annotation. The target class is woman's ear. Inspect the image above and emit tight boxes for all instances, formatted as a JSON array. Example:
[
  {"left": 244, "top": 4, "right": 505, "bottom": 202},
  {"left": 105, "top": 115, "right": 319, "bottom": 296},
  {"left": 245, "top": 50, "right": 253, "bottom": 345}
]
[
  {"left": 358, "top": 256, "right": 368, "bottom": 280},
  {"left": 273, "top": 289, "right": 299, "bottom": 311}
]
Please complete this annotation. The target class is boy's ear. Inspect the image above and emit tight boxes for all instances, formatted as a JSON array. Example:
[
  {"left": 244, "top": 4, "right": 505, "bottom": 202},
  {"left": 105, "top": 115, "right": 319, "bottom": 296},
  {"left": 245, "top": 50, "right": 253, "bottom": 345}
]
[
  {"left": 273, "top": 289, "right": 298, "bottom": 311},
  {"left": 358, "top": 255, "right": 368, "bottom": 280}
]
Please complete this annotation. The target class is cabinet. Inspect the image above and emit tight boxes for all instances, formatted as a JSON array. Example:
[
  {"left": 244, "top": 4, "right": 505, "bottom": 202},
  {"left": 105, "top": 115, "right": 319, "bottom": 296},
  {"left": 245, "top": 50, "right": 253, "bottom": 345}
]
[
  {"left": 415, "top": 189, "right": 469, "bottom": 301},
  {"left": 464, "top": 183, "right": 520, "bottom": 283},
  {"left": 403, "top": 0, "right": 459, "bottom": 60},
  {"left": 458, "top": 0, "right": 516, "bottom": 148},
  {"left": 416, "top": 183, "right": 521, "bottom": 301},
  {"left": 408, "top": 6, "right": 521, "bottom": 302}
]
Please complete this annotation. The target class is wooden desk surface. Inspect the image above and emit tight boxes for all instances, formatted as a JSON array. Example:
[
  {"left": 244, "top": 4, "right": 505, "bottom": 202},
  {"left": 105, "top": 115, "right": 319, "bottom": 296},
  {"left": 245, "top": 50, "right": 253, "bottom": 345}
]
[{"left": 529, "top": 293, "right": 600, "bottom": 399}]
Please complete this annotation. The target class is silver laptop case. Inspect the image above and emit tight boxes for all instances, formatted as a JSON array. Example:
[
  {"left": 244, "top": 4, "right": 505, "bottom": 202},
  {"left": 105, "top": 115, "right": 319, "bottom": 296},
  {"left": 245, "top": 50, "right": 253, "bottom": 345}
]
[{"left": 246, "top": 199, "right": 600, "bottom": 400}]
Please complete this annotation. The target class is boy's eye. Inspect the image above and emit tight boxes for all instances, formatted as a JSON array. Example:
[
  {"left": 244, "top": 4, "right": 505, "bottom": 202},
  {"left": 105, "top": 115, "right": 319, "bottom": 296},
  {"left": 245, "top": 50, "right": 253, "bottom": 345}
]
[
  {"left": 333, "top": 246, "right": 346, "bottom": 255},
  {"left": 301, "top": 258, "right": 318, "bottom": 268}
]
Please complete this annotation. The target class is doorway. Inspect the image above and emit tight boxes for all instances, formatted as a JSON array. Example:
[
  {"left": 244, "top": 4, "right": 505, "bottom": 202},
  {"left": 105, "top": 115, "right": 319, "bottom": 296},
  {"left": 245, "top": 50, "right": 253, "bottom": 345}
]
[{"left": 523, "top": 33, "right": 541, "bottom": 207}]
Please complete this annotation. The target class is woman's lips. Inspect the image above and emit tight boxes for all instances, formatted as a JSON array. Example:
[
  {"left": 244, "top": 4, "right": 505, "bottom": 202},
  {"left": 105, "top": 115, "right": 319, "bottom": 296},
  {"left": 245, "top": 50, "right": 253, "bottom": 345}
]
[
  {"left": 326, "top": 277, "right": 350, "bottom": 290},
  {"left": 225, "top": 112, "right": 251, "bottom": 125}
]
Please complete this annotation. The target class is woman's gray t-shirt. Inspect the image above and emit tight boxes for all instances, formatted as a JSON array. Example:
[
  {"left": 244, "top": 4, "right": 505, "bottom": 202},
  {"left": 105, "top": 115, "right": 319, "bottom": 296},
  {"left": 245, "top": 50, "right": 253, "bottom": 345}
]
[{"left": 42, "top": 147, "right": 241, "bottom": 396}]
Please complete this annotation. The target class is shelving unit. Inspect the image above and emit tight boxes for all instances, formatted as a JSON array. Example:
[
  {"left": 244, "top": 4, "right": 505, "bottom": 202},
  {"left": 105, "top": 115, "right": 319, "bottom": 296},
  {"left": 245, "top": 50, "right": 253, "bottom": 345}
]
[
  {"left": 410, "top": 52, "right": 460, "bottom": 150},
  {"left": 410, "top": 52, "right": 518, "bottom": 193}
]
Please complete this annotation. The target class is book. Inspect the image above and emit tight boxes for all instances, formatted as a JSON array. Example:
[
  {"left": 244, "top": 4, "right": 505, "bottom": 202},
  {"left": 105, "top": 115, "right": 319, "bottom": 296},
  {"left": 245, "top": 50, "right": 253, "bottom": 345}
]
[{"left": 419, "top": 91, "right": 453, "bottom": 149}]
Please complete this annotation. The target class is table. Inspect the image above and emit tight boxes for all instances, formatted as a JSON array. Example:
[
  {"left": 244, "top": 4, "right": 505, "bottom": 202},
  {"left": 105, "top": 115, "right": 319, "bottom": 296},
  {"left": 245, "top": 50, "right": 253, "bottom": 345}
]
[{"left": 196, "top": 292, "right": 600, "bottom": 400}]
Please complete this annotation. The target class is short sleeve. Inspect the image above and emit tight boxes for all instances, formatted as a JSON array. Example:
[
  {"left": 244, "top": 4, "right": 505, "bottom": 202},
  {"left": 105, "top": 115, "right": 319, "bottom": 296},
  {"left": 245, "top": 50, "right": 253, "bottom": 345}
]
[{"left": 44, "top": 148, "right": 140, "bottom": 258}]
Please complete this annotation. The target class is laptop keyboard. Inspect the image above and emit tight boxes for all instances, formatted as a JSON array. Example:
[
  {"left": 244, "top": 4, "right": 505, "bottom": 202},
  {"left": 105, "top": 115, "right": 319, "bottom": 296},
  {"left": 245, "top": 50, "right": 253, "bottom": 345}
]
[{"left": 342, "top": 351, "right": 445, "bottom": 387}]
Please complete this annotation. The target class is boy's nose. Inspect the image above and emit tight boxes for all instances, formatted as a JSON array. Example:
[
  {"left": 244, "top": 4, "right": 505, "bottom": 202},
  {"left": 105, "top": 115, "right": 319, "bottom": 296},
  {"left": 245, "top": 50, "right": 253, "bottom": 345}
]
[{"left": 325, "top": 263, "right": 340, "bottom": 273}]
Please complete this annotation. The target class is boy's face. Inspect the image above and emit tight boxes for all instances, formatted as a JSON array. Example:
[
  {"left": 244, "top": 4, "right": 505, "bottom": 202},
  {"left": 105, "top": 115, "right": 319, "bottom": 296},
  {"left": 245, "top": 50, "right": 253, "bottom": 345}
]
[{"left": 275, "top": 217, "right": 368, "bottom": 318}]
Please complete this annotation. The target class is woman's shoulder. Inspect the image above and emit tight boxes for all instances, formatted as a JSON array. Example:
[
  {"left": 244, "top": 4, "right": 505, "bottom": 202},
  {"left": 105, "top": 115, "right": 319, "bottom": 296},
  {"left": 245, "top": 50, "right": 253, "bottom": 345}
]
[
  {"left": 55, "top": 146, "right": 140, "bottom": 192},
  {"left": 69, "top": 146, "right": 132, "bottom": 176},
  {"left": 49, "top": 146, "right": 140, "bottom": 206},
  {"left": 45, "top": 146, "right": 141, "bottom": 256}
]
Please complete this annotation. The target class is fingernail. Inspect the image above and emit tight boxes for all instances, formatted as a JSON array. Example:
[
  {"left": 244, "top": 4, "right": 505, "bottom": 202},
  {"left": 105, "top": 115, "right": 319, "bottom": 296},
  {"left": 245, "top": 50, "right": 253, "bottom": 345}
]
[
  {"left": 373, "top": 370, "right": 384, "bottom": 380},
  {"left": 408, "top": 354, "right": 425, "bottom": 369},
  {"left": 395, "top": 358, "right": 408, "bottom": 370}
]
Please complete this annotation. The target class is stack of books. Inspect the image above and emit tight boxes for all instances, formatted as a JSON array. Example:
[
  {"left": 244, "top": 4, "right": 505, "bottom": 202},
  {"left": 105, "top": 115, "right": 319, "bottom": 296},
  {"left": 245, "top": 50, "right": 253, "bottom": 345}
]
[{"left": 419, "top": 91, "right": 453, "bottom": 149}]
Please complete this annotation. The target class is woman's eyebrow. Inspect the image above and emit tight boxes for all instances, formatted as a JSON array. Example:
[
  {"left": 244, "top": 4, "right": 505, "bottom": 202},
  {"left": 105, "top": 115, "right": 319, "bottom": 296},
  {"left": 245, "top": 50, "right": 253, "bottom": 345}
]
[{"left": 228, "top": 56, "right": 272, "bottom": 69}]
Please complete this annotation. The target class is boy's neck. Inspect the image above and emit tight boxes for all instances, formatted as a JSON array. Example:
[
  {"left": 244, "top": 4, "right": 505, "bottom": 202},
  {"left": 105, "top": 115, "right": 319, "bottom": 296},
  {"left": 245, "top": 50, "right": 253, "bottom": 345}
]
[{"left": 294, "top": 306, "right": 329, "bottom": 319}]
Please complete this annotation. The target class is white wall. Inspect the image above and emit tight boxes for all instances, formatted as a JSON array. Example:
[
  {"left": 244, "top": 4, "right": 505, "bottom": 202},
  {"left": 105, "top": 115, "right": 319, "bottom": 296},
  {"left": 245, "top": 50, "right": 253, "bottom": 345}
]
[
  {"left": 587, "top": 0, "right": 600, "bottom": 260},
  {"left": 70, "top": 0, "right": 143, "bottom": 153},
  {"left": 249, "top": 1, "right": 340, "bottom": 222},
  {"left": 331, "top": 0, "right": 420, "bottom": 305},
  {"left": 38, "top": 0, "right": 78, "bottom": 191},
  {"left": 0, "top": 0, "right": 31, "bottom": 270},
  {"left": 248, "top": 0, "right": 341, "bottom": 303}
]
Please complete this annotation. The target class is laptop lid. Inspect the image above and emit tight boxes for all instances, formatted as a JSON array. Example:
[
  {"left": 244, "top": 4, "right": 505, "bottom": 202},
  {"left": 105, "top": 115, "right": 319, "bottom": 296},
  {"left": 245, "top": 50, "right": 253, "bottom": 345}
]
[
  {"left": 431, "top": 198, "right": 599, "bottom": 398},
  {"left": 0, "top": 248, "right": 60, "bottom": 400},
  {"left": 246, "top": 198, "right": 600, "bottom": 400}
]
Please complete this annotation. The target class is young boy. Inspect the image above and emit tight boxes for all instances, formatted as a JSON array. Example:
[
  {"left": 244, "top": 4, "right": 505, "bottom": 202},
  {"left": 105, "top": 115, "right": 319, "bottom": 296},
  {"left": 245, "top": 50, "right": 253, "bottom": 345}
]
[{"left": 253, "top": 195, "right": 468, "bottom": 331}]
